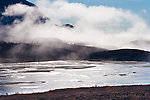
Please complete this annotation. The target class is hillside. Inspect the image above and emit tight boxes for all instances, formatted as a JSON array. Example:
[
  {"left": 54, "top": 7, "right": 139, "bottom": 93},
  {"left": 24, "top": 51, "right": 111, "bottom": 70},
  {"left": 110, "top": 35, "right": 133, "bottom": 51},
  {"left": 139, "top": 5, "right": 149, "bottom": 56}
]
[
  {"left": 89, "top": 49, "right": 150, "bottom": 62},
  {"left": 0, "top": 41, "right": 105, "bottom": 62}
]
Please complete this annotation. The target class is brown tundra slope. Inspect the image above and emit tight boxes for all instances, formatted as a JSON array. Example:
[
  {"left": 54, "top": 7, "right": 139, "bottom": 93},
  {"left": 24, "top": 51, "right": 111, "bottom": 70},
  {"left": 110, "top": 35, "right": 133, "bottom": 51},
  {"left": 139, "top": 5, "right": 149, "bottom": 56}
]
[{"left": 0, "top": 85, "right": 150, "bottom": 100}]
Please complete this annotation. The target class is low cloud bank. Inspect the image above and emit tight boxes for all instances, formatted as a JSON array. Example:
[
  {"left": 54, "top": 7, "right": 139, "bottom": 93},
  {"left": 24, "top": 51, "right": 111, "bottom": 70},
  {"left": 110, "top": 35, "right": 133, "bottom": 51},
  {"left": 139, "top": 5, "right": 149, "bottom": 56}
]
[{"left": 1, "top": 0, "right": 150, "bottom": 50}]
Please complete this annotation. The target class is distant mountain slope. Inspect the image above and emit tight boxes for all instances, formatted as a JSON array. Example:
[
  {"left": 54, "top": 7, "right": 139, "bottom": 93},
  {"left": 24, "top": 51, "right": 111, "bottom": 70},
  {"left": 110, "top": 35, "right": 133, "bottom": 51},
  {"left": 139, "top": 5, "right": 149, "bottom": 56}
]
[
  {"left": 0, "top": 0, "right": 35, "bottom": 12},
  {"left": 0, "top": 0, "right": 47, "bottom": 25},
  {"left": 89, "top": 49, "right": 150, "bottom": 62}
]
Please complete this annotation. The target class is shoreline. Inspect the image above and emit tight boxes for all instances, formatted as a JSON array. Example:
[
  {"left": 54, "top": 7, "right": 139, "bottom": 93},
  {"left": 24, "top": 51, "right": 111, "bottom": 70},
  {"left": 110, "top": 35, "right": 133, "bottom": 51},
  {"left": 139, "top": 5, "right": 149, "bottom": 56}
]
[
  {"left": 0, "top": 85, "right": 150, "bottom": 100},
  {"left": 0, "top": 58, "right": 149, "bottom": 63}
]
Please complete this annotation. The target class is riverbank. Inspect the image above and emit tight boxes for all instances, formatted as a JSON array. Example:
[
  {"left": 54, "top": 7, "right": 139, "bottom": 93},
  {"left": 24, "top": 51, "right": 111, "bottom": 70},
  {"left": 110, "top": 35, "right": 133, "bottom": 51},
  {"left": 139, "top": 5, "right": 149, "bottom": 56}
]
[{"left": 0, "top": 85, "right": 150, "bottom": 100}]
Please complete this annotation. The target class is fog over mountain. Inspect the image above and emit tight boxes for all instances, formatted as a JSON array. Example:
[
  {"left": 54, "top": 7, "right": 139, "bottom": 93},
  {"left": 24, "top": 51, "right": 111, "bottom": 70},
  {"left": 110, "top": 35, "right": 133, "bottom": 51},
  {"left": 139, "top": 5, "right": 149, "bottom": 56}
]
[
  {"left": 1, "top": 0, "right": 150, "bottom": 49},
  {"left": 0, "top": 0, "right": 150, "bottom": 62}
]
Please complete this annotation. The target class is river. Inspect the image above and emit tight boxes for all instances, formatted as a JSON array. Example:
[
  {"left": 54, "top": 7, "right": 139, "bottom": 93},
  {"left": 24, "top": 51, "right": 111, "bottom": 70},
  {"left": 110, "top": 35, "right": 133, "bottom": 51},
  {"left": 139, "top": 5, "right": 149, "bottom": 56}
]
[{"left": 0, "top": 60, "right": 150, "bottom": 95}]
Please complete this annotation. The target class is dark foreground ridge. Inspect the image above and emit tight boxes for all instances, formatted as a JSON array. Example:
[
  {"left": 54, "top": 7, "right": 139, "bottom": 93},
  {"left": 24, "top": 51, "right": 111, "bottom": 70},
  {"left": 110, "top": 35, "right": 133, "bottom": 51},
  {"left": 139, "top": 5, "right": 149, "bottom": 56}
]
[{"left": 0, "top": 85, "right": 150, "bottom": 100}]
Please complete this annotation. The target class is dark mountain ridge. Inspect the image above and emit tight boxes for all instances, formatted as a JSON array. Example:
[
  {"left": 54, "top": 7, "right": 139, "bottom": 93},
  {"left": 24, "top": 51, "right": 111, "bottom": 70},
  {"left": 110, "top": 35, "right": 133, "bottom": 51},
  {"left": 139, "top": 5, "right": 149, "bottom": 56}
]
[
  {"left": 89, "top": 49, "right": 150, "bottom": 62},
  {"left": 0, "top": 41, "right": 150, "bottom": 62}
]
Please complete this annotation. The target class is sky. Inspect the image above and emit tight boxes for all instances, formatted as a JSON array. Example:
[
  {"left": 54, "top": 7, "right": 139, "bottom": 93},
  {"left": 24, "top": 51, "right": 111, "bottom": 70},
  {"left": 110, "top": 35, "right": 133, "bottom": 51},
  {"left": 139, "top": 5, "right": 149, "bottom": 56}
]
[{"left": 29, "top": 0, "right": 150, "bottom": 24}]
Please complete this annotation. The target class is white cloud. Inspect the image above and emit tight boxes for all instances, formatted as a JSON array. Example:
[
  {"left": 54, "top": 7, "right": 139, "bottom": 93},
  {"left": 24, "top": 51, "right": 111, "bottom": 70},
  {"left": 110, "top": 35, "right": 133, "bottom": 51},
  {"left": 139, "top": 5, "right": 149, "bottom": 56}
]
[
  {"left": 1, "top": 0, "right": 150, "bottom": 50},
  {"left": 3, "top": 4, "right": 34, "bottom": 16},
  {"left": 143, "top": 9, "right": 147, "bottom": 13}
]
